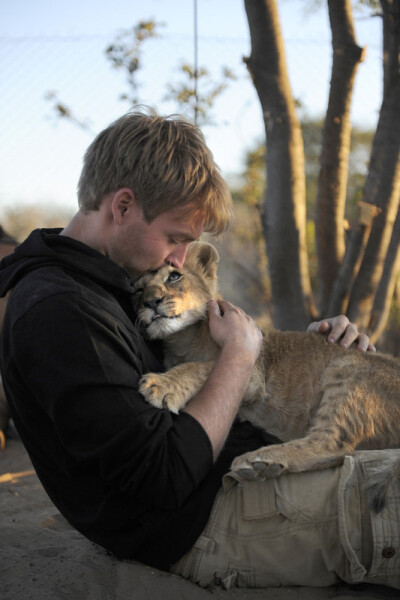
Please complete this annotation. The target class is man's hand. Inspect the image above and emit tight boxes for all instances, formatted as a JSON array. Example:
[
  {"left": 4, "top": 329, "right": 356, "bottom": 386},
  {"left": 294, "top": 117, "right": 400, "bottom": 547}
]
[
  {"left": 307, "top": 314, "right": 376, "bottom": 352},
  {"left": 207, "top": 300, "right": 263, "bottom": 365}
]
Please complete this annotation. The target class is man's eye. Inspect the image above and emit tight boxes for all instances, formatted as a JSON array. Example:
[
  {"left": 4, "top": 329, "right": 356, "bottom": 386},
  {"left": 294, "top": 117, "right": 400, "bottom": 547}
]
[{"left": 167, "top": 272, "right": 183, "bottom": 283}]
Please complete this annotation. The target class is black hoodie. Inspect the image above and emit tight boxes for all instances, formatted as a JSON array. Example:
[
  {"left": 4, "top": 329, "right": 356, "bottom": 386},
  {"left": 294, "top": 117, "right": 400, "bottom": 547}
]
[{"left": 0, "top": 228, "right": 271, "bottom": 570}]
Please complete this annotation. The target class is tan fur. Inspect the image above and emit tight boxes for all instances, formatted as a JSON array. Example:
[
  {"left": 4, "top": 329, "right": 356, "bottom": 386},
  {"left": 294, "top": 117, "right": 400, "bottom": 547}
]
[{"left": 133, "top": 242, "right": 400, "bottom": 508}]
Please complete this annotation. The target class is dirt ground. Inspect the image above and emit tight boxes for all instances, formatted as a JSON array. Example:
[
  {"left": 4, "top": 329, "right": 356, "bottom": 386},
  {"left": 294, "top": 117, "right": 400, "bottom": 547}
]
[{"left": 1, "top": 438, "right": 399, "bottom": 600}]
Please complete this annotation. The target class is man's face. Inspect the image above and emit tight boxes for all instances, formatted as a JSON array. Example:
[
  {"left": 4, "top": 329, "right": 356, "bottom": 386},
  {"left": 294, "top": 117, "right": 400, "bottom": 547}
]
[{"left": 108, "top": 202, "right": 204, "bottom": 277}]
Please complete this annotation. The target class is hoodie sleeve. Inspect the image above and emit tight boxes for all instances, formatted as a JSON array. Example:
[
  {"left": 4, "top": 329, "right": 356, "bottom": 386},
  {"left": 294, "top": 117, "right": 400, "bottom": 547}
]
[{"left": 3, "top": 287, "right": 214, "bottom": 511}]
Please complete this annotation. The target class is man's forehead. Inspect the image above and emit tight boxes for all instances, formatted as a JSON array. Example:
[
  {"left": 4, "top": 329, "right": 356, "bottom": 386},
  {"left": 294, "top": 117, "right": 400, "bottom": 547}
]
[
  {"left": 166, "top": 203, "right": 206, "bottom": 229},
  {"left": 164, "top": 212, "right": 204, "bottom": 240}
]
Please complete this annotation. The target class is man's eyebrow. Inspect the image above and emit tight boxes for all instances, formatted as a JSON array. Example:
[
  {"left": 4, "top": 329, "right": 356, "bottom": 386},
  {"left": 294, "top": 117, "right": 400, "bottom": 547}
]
[{"left": 171, "top": 232, "right": 199, "bottom": 242}]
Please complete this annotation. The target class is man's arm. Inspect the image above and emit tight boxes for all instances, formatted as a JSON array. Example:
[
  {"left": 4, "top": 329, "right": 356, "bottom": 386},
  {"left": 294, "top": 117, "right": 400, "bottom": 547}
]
[
  {"left": 4, "top": 290, "right": 217, "bottom": 510},
  {"left": 307, "top": 314, "right": 376, "bottom": 352},
  {"left": 183, "top": 300, "right": 262, "bottom": 462}
]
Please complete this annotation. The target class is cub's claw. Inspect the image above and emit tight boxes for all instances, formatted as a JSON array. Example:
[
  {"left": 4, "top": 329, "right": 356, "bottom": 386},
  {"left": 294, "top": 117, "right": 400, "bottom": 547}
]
[
  {"left": 139, "top": 373, "right": 185, "bottom": 414},
  {"left": 139, "top": 374, "right": 175, "bottom": 412},
  {"left": 253, "top": 462, "right": 285, "bottom": 477},
  {"left": 235, "top": 468, "right": 260, "bottom": 481},
  {"left": 231, "top": 449, "right": 287, "bottom": 480}
]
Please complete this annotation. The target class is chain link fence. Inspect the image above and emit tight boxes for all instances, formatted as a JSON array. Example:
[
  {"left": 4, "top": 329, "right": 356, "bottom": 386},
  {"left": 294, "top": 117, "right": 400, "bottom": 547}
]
[{"left": 0, "top": 20, "right": 382, "bottom": 221}]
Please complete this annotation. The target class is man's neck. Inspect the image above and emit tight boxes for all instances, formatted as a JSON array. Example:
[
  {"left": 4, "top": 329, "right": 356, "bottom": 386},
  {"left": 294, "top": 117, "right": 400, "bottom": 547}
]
[{"left": 61, "top": 210, "right": 107, "bottom": 255}]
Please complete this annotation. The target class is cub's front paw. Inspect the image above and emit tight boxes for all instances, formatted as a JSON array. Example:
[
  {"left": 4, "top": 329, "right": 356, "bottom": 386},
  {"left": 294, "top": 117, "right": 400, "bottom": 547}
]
[
  {"left": 231, "top": 448, "right": 287, "bottom": 480},
  {"left": 139, "top": 373, "right": 186, "bottom": 414}
]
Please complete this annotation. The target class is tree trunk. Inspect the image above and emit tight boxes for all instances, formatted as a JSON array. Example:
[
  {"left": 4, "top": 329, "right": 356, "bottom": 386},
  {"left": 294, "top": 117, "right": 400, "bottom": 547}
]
[
  {"left": 369, "top": 204, "right": 400, "bottom": 343},
  {"left": 345, "top": 0, "right": 400, "bottom": 329},
  {"left": 244, "top": 0, "right": 315, "bottom": 331},
  {"left": 316, "top": 0, "right": 366, "bottom": 316},
  {"left": 346, "top": 158, "right": 400, "bottom": 327},
  {"left": 328, "top": 211, "right": 374, "bottom": 316}
]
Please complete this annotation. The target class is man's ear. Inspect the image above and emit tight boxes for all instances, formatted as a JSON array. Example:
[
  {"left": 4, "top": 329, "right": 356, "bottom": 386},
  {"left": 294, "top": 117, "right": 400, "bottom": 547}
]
[{"left": 111, "top": 188, "right": 138, "bottom": 224}]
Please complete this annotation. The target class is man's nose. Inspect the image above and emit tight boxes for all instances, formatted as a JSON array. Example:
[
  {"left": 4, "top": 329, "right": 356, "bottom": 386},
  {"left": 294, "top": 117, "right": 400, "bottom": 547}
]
[{"left": 166, "top": 244, "right": 189, "bottom": 269}]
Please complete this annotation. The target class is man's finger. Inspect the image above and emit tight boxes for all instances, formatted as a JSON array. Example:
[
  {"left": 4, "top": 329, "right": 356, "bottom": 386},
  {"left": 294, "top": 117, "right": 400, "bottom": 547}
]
[
  {"left": 326, "top": 316, "right": 350, "bottom": 344},
  {"left": 334, "top": 322, "right": 357, "bottom": 347},
  {"left": 207, "top": 300, "right": 221, "bottom": 317}
]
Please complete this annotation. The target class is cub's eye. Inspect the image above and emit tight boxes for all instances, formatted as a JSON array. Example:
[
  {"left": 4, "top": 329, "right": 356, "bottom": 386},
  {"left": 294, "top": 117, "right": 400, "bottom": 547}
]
[{"left": 167, "top": 271, "right": 183, "bottom": 283}]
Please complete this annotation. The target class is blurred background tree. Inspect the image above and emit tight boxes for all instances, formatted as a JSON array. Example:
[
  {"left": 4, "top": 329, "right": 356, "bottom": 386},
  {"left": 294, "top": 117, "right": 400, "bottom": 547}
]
[
  {"left": 1, "top": 205, "right": 73, "bottom": 242},
  {"left": 244, "top": 0, "right": 400, "bottom": 345}
]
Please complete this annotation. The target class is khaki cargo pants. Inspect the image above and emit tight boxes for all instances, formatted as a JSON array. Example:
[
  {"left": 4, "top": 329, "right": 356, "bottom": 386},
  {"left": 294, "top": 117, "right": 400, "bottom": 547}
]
[{"left": 171, "top": 450, "right": 400, "bottom": 590}]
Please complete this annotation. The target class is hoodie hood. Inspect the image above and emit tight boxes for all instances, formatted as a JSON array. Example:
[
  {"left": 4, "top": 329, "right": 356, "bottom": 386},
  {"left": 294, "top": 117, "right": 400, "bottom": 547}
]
[{"left": 0, "top": 228, "right": 135, "bottom": 298}]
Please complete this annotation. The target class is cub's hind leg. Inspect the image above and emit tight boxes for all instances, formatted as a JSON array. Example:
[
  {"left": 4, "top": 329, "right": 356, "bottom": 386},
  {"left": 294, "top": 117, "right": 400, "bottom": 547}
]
[
  {"left": 232, "top": 379, "right": 362, "bottom": 479},
  {"left": 231, "top": 431, "right": 350, "bottom": 479}
]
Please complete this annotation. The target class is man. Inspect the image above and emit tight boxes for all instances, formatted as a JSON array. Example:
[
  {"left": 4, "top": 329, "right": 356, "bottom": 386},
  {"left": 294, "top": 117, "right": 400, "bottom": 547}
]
[{"left": 0, "top": 108, "right": 398, "bottom": 590}]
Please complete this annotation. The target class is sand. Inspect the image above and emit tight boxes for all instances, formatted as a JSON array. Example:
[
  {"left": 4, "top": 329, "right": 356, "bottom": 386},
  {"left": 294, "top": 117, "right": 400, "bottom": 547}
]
[{"left": 1, "top": 438, "right": 398, "bottom": 600}]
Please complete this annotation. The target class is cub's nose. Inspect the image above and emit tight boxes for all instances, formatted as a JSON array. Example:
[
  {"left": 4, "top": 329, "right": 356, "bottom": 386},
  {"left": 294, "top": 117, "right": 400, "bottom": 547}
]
[{"left": 144, "top": 297, "right": 164, "bottom": 311}]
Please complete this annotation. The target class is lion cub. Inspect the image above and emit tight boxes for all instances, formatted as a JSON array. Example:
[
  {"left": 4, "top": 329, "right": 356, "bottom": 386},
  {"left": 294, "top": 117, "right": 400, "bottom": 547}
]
[{"left": 133, "top": 241, "right": 400, "bottom": 501}]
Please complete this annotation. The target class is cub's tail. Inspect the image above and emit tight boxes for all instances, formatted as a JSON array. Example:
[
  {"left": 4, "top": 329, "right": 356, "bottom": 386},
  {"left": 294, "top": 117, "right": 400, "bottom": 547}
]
[{"left": 364, "top": 453, "right": 400, "bottom": 513}]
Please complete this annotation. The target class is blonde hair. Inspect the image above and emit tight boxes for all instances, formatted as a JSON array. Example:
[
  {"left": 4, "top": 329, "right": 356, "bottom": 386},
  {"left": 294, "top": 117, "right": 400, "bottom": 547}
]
[{"left": 77, "top": 107, "right": 232, "bottom": 234}]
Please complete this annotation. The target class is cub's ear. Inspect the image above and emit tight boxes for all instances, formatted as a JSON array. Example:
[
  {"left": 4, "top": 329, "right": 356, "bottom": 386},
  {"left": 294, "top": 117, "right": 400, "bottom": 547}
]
[{"left": 185, "top": 242, "right": 219, "bottom": 280}]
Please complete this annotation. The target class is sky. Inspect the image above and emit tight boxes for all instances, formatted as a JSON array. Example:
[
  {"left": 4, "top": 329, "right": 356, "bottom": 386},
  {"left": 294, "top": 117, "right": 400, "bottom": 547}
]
[{"left": 0, "top": 0, "right": 383, "bottom": 216}]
